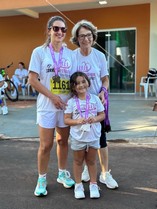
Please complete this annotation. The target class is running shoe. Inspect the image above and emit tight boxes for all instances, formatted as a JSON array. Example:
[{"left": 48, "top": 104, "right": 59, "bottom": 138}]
[
  {"left": 74, "top": 183, "right": 85, "bottom": 199},
  {"left": 57, "top": 170, "right": 75, "bottom": 188},
  {"left": 34, "top": 177, "right": 47, "bottom": 197},
  {"left": 99, "top": 170, "right": 118, "bottom": 189}
]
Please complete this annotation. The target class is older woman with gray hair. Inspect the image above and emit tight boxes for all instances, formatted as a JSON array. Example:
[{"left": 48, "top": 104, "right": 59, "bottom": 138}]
[{"left": 70, "top": 19, "right": 118, "bottom": 195}]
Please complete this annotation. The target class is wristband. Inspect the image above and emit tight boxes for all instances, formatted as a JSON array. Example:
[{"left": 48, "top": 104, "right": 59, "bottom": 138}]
[{"left": 101, "top": 86, "right": 107, "bottom": 93}]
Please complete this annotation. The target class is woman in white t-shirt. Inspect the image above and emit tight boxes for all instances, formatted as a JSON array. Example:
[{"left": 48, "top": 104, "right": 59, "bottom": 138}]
[
  {"left": 28, "top": 16, "right": 75, "bottom": 197},
  {"left": 64, "top": 71, "right": 105, "bottom": 199}
]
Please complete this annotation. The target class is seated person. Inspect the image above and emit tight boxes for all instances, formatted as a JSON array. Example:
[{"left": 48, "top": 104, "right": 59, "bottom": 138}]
[
  {"left": 12, "top": 62, "right": 28, "bottom": 95},
  {"left": 0, "top": 74, "right": 8, "bottom": 115}
]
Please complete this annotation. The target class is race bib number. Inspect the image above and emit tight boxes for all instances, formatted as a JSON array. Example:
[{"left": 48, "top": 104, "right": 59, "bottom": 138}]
[{"left": 50, "top": 78, "right": 70, "bottom": 95}]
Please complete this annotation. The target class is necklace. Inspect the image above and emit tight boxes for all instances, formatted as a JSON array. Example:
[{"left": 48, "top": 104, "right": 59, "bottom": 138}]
[
  {"left": 49, "top": 43, "right": 63, "bottom": 82},
  {"left": 75, "top": 94, "right": 90, "bottom": 119}
]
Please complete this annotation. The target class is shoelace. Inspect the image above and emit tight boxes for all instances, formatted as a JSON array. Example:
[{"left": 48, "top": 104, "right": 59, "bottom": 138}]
[
  {"left": 38, "top": 178, "right": 46, "bottom": 188},
  {"left": 90, "top": 184, "right": 101, "bottom": 192},
  {"left": 75, "top": 184, "right": 84, "bottom": 191},
  {"left": 64, "top": 170, "right": 71, "bottom": 179},
  {"left": 105, "top": 170, "right": 113, "bottom": 179}
]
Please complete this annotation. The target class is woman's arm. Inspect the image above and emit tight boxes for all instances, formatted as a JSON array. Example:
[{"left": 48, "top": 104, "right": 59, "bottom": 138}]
[
  {"left": 28, "top": 71, "right": 66, "bottom": 109},
  {"left": 99, "top": 75, "right": 109, "bottom": 105}
]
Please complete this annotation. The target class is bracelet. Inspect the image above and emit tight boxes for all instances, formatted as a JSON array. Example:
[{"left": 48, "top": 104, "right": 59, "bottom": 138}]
[{"left": 101, "top": 86, "right": 107, "bottom": 93}]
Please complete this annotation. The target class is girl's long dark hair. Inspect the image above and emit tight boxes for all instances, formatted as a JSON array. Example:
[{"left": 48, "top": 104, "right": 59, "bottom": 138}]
[{"left": 70, "top": 71, "right": 90, "bottom": 96}]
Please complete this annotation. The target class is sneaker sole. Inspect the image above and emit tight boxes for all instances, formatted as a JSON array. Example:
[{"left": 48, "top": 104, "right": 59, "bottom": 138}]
[
  {"left": 99, "top": 178, "right": 118, "bottom": 189},
  {"left": 75, "top": 195, "right": 85, "bottom": 199},
  {"left": 57, "top": 178, "right": 74, "bottom": 188},
  {"left": 81, "top": 177, "right": 90, "bottom": 182},
  {"left": 90, "top": 195, "right": 100, "bottom": 199},
  {"left": 34, "top": 190, "right": 48, "bottom": 197}
]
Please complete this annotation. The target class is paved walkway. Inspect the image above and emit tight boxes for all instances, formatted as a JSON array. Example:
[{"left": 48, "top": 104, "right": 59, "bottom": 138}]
[
  {"left": 1, "top": 94, "right": 157, "bottom": 142},
  {"left": 0, "top": 94, "right": 157, "bottom": 209}
]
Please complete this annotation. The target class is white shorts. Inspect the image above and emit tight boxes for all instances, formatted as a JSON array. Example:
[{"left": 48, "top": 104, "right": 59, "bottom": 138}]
[
  {"left": 37, "top": 111, "right": 68, "bottom": 129},
  {"left": 71, "top": 138, "right": 100, "bottom": 151}
]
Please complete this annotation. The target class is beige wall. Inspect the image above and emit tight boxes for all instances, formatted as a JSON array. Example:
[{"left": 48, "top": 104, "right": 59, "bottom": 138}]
[
  {"left": 0, "top": 4, "right": 150, "bottom": 92},
  {"left": 150, "top": 1, "right": 157, "bottom": 69}
]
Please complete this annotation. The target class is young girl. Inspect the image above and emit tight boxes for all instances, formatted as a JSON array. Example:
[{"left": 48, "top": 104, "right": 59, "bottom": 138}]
[{"left": 64, "top": 72, "right": 105, "bottom": 199}]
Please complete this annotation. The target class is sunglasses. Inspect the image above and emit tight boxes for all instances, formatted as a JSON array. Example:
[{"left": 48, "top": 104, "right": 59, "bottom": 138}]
[{"left": 52, "top": 26, "right": 67, "bottom": 33}]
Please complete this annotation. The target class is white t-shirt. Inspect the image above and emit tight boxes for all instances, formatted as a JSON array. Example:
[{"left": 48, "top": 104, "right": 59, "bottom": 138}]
[
  {"left": 15, "top": 68, "right": 28, "bottom": 79},
  {"left": 64, "top": 93, "right": 104, "bottom": 142},
  {"left": 28, "top": 45, "right": 75, "bottom": 112},
  {"left": 71, "top": 48, "right": 109, "bottom": 95}
]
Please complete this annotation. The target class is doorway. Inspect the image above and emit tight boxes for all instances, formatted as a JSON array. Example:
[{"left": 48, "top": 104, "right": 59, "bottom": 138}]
[{"left": 95, "top": 29, "right": 136, "bottom": 93}]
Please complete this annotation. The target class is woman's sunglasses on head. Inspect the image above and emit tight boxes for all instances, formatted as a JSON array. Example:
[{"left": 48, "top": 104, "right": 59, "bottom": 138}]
[{"left": 51, "top": 26, "right": 67, "bottom": 33}]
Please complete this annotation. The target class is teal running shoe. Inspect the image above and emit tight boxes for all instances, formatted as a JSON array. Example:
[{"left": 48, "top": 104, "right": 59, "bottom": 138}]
[
  {"left": 34, "top": 177, "right": 47, "bottom": 197},
  {"left": 57, "top": 170, "right": 75, "bottom": 188}
]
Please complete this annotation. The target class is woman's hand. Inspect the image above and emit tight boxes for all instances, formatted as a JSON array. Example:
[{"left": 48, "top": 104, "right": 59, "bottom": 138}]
[
  {"left": 98, "top": 91, "right": 106, "bottom": 105},
  {"left": 51, "top": 95, "right": 66, "bottom": 110}
]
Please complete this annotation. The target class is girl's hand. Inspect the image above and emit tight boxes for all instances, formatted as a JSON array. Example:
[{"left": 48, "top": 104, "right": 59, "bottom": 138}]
[
  {"left": 87, "top": 116, "right": 96, "bottom": 124},
  {"left": 77, "top": 118, "right": 87, "bottom": 125}
]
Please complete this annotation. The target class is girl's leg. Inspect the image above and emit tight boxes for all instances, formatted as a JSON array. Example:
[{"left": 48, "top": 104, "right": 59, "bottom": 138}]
[
  {"left": 85, "top": 148, "right": 98, "bottom": 183},
  {"left": 73, "top": 150, "right": 85, "bottom": 183},
  {"left": 85, "top": 148, "right": 100, "bottom": 199},
  {"left": 73, "top": 150, "right": 86, "bottom": 199}
]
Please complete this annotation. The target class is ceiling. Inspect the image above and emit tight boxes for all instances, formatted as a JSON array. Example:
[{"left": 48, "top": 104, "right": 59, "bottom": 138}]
[{"left": 0, "top": 0, "right": 155, "bottom": 18}]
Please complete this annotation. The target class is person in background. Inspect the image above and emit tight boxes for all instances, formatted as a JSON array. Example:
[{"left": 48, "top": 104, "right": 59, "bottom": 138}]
[
  {"left": 0, "top": 74, "right": 8, "bottom": 115},
  {"left": 28, "top": 16, "right": 75, "bottom": 197},
  {"left": 70, "top": 19, "right": 118, "bottom": 189},
  {"left": 12, "top": 62, "right": 28, "bottom": 95},
  {"left": 64, "top": 72, "right": 105, "bottom": 199}
]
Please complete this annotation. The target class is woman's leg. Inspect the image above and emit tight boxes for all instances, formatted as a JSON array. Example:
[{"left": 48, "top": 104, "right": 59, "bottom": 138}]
[
  {"left": 56, "top": 126, "right": 75, "bottom": 188},
  {"left": 56, "top": 126, "right": 69, "bottom": 169},
  {"left": 34, "top": 126, "right": 54, "bottom": 197},
  {"left": 38, "top": 126, "right": 55, "bottom": 174}
]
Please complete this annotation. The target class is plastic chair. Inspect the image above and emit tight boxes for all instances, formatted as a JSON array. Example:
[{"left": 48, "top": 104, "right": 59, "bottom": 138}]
[
  {"left": 27, "top": 83, "right": 37, "bottom": 96},
  {"left": 139, "top": 76, "right": 157, "bottom": 98}
]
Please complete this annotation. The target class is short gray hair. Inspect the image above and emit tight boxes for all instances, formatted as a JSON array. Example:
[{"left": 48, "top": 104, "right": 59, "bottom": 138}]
[{"left": 70, "top": 20, "right": 97, "bottom": 47}]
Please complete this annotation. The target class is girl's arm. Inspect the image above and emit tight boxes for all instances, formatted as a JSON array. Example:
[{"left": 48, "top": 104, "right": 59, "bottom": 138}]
[
  {"left": 87, "top": 111, "right": 105, "bottom": 124},
  {"left": 64, "top": 113, "right": 87, "bottom": 126}
]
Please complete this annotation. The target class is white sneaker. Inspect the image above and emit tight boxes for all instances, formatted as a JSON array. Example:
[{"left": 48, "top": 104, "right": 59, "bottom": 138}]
[
  {"left": 89, "top": 184, "right": 100, "bottom": 199},
  {"left": 74, "top": 183, "right": 85, "bottom": 199},
  {"left": 2, "top": 106, "right": 8, "bottom": 115},
  {"left": 81, "top": 165, "right": 90, "bottom": 182},
  {"left": 99, "top": 170, "right": 118, "bottom": 189}
]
